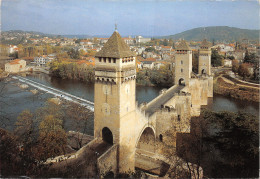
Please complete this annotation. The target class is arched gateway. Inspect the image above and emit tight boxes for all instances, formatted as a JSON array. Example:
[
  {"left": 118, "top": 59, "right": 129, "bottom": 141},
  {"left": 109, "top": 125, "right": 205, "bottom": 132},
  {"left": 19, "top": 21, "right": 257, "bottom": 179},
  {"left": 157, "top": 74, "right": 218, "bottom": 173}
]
[
  {"left": 102, "top": 127, "right": 113, "bottom": 144},
  {"left": 136, "top": 127, "right": 156, "bottom": 153},
  {"left": 179, "top": 78, "right": 185, "bottom": 86}
]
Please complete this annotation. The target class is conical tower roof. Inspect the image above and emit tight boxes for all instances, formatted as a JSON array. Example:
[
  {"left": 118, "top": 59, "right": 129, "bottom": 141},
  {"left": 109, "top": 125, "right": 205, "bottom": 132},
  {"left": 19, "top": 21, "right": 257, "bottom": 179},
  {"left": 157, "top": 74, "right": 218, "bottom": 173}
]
[
  {"left": 200, "top": 39, "right": 212, "bottom": 48},
  {"left": 95, "top": 31, "right": 136, "bottom": 58},
  {"left": 176, "top": 40, "right": 191, "bottom": 50}
]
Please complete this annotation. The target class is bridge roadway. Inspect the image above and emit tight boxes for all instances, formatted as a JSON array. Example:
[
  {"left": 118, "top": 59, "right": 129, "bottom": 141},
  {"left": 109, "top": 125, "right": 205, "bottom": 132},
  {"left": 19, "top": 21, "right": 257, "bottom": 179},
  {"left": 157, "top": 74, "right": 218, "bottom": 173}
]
[
  {"left": 145, "top": 85, "right": 185, "bottom": 117},
  {"left": 46, "top": 140, "right": 112, "bottom": 177},
  {"left": 13, "top": 75, "right": 94, "bottom": 111}
]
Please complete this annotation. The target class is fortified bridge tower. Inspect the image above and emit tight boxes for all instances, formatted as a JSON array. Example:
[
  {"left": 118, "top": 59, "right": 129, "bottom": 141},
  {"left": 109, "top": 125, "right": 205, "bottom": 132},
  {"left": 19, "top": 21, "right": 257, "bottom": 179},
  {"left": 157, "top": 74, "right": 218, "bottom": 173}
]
[
  {"left": 94, "top": 30, "right": 137, "bottom": 173},
  {"left": 199, "top": 39, "right": 212, "bottom": 75},
  {"left": 175, "top": 40, "right": 192, "bottom": 86}
]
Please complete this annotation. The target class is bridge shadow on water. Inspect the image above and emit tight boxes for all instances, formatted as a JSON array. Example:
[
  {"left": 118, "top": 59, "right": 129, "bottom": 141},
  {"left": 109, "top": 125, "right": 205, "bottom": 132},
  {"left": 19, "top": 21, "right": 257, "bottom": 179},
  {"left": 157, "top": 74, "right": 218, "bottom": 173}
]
[{"left": 176, "top": 116, "right": 259, "bottom": 178}]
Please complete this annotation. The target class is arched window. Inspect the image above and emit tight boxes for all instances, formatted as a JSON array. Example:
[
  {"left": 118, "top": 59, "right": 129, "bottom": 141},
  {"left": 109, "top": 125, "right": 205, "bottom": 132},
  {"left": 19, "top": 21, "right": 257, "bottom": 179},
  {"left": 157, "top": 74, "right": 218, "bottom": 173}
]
[
  {"left": 181, "top": 60, "right": 183, "bottom": 65},
  {"left": 181, "top": 69, "right": 183, "bottom": 73}
]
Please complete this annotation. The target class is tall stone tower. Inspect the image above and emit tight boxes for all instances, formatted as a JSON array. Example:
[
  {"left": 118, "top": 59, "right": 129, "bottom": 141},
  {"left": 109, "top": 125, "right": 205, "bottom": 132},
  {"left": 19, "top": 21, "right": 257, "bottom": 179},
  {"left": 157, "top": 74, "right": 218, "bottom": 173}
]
[
  {"left": 94, "top": 30, "right": 137, "bottom": 173},
  {"left": 199, "top": 39, "right": 212, "bottom": 75},
  {"left": 175, "top": 40, "right": 192, "bottom": 86}
]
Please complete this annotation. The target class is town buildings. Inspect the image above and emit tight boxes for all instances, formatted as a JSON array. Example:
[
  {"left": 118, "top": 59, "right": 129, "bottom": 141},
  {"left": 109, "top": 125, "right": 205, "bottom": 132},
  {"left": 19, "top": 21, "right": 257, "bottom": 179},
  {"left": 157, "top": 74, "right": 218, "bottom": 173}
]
[{"left": 5, "top": 59, "right": 26, "bottom": 73}]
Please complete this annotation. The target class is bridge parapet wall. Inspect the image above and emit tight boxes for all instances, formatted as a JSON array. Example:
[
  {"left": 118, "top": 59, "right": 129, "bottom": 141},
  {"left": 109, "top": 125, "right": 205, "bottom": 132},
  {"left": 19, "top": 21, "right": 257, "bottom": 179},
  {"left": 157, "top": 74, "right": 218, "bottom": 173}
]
[
  {"left": 98, "top": 144, "right": 118, "bottom": 177},
  {"left": 142, "top": 85, "right": 180, "bottom": 111},
  {"left": 44, "top": 138, "right": 99, "bottom": 164}
]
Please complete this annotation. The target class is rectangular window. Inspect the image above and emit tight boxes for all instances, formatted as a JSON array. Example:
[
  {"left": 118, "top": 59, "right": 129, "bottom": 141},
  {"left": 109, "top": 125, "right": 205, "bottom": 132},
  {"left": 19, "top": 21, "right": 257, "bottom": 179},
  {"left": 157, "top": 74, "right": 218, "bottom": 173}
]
[{"left": 113, "top": 58, "right": 116, "bottom": 63}]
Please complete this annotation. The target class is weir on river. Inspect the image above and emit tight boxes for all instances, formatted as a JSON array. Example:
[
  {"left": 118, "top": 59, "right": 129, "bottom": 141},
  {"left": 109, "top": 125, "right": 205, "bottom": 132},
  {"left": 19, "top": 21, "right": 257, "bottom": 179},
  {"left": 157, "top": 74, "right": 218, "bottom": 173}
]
[{"left": 13, "top": 75, "right": 94, "bottom": 111}]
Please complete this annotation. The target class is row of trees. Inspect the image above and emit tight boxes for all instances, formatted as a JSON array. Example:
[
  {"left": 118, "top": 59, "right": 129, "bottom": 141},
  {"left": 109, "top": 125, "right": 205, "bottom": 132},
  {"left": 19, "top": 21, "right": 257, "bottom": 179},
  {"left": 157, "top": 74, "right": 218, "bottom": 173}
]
[
  {"left": 50, "top": 60, "right": 173, "bottom": 87},
  {"left": 50, "top": 60, "right": 95, "bottom": 83},
  {"left": 136, "top": 66, "right": 174, "bottom": 87},
  {"left": 0, "top": 99, "right": 92, "bottom": 177},
  {"left": 231, "top": 49, "right": 259, "bottom": 80}
]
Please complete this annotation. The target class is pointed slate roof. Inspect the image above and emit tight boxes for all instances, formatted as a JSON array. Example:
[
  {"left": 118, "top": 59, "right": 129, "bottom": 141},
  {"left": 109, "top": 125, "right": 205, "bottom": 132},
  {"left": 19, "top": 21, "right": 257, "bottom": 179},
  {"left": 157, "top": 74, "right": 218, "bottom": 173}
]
[
  {"left": 176, "top": 40, "right": 191, "bottom": 51},
  {"left": 95, "top": 31, "right": 136, "bottom": 58},
  {"left": 200, "top": 39, "right": 212, "bottom": 48}
]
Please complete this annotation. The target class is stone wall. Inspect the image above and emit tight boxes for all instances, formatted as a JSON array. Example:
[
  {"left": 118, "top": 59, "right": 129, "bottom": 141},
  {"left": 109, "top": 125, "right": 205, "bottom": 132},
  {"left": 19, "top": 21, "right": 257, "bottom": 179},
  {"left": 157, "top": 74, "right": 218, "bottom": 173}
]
[{"left": 97, "top": 144, "right": 118, "bottom": 177}]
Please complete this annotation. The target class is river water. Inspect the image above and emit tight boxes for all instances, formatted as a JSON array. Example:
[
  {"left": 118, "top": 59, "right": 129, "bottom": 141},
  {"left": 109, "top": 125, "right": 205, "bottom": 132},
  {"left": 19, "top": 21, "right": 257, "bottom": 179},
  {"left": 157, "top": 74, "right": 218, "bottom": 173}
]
[{"left": 0, "top": 72, "right": 259, "bottom": 132}]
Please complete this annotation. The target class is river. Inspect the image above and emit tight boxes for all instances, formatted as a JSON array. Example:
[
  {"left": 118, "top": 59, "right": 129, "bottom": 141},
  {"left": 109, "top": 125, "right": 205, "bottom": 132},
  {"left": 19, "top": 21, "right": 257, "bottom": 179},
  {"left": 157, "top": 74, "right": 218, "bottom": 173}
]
[{"left": 0, "top": 72, "right": 259, "bottom": 132}]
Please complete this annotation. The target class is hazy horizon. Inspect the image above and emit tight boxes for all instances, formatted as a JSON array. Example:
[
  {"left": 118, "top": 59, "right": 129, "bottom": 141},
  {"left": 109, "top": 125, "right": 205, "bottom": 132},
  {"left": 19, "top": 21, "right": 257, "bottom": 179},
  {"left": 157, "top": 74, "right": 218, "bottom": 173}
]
[
  {"left": 2, "top": 0, "right": 259, "bottom": 36},
  {"left": 3, "top": 26, "right": 260, "bottom": 38}
]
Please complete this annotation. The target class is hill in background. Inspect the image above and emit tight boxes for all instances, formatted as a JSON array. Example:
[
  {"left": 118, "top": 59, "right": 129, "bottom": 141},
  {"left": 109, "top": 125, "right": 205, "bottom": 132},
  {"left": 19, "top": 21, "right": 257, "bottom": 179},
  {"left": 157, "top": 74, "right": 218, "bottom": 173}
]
[{"left": 161, "top": 26, "right": 259, "bottom": 42}]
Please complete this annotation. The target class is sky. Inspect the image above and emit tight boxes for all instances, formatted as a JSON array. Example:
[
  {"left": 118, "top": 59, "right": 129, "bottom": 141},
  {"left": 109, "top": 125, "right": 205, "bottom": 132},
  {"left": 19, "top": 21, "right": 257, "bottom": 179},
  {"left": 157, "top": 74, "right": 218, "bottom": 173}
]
[{"left": 1, "top": 0, "right": 259, "bottom": 36}]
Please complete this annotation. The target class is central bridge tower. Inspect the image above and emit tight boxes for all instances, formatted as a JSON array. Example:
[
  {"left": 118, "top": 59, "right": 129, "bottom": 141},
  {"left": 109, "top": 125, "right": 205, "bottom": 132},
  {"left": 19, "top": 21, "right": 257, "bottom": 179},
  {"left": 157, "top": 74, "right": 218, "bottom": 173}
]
[{"left": 94, "top": 30, "right": 137, "bottom": 173}]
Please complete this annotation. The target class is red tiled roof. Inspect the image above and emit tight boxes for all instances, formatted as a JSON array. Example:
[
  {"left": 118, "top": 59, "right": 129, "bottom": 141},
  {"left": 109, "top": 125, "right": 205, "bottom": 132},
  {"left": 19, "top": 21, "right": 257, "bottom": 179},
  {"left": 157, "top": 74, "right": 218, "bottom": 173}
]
[{"left": 141, "top": 58, "right": 156, "bottom": 62}]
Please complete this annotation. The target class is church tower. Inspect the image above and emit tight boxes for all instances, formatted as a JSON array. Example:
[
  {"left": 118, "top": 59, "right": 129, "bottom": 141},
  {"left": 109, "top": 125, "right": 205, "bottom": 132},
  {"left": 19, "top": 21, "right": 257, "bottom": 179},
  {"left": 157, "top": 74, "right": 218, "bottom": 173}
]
[
  {"left": 94, "top": 30, "right": 137, "bottom": 173},
  {"left": 175, "top": 40, "right": 192, "bottom": 86},
  {"left": 199, "top": 39, "right": 212, "bottom": 75}
]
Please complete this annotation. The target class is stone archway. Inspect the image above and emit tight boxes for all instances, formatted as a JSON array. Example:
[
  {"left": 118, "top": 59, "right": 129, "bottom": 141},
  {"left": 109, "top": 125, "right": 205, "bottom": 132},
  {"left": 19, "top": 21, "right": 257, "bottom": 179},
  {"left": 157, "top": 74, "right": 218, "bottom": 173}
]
[
  {"left": 102, "top": 127, "right": 113, "bottom": 144},
  {"left": 201, "top": 69, "right": 206, "bottom": 74},
  {"left": 178, "top": 78, "right": 185, "bottom": 86},
  {"left": 137, "top": 127, "right": 156, "bottom": 153}
]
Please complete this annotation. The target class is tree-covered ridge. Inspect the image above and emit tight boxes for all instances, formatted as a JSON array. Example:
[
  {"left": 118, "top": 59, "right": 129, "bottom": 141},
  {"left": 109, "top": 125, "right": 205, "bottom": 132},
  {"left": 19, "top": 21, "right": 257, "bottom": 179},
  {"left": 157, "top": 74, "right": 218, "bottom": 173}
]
[{"left": 162, "top": 26, "right": 259, "bottom": 42}]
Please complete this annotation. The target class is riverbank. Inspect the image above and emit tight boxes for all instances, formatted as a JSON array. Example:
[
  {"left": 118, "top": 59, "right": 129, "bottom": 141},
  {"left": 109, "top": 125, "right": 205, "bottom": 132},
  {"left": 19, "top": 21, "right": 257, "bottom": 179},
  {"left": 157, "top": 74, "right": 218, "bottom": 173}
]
[{"left": 214, "top": 75, "right": 259, "bottom": 102}]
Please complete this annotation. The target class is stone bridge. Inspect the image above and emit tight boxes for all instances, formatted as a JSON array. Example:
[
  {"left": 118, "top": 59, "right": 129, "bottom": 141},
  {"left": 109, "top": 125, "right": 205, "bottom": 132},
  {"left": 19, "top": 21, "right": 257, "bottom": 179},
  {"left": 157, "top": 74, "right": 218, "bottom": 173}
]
[{"left": 44, "top": 31, "right": 213, "bottom": 178}]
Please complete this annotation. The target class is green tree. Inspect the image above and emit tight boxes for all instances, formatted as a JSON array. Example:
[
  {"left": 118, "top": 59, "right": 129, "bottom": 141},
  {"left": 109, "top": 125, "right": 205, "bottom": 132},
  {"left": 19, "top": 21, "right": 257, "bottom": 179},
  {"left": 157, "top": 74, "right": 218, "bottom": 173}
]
[
  {"left": 211, "top": 49, "right": 223, "bottom": 67},
  {"left": 162, "top": 39, "right": 169, "bottom": 46},
  {"left": 145, "top": 47, "right": 156, "bottom": 52},
  {"left": 249, "top": 53, "right": 257, "bottom": 64},
  {"left": 243, "top": 49, "right": 250, "bottom": 63},
  {"left": 227, "top": 55, "right": 235, "bottom": 60},
  {"left": 68, "top": 48, "right": 80, "bottom": 59},
  {"left": 204, "top": 110, "right": 259, "bottom": 178}
]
